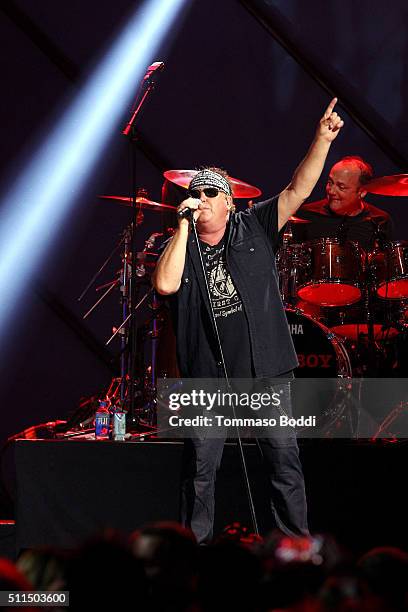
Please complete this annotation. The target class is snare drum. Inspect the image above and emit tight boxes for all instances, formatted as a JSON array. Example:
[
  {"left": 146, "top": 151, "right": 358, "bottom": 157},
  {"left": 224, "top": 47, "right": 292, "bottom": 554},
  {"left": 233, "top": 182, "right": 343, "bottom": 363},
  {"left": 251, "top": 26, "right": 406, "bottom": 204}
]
[
  {"left": 297, "top": 238, "right": 365, "bottom": 307},
  {"left": 369, "top": 241, "right": 408, "bottom": 299}
]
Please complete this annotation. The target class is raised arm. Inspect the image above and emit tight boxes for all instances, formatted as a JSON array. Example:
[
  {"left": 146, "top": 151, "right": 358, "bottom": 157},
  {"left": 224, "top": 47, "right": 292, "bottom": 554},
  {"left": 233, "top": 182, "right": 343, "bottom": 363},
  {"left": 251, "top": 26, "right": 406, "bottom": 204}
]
[{"left": 277, "top": 98, "right": 344, "bottom": 231}]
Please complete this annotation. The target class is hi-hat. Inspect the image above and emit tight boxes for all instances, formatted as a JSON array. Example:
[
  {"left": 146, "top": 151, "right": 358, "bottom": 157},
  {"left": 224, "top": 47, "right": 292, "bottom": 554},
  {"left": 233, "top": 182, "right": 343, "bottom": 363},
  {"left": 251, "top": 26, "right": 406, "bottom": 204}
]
[
  {"left": 99, "top": 195, "right": 175, "bottom": 211},
  {"left": 365, "top": 174, "right": 408, "bottom": 196},
  {"left": 164, "top": 169, "right": 262, "bottom": 198}
]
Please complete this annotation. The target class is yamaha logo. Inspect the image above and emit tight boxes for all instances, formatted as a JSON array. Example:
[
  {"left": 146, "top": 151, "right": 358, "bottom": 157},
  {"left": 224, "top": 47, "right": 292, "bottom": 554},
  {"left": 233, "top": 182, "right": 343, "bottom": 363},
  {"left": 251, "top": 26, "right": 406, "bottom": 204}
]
[{"left": 289, "top": 323, "right": 304, "bottom": 335}]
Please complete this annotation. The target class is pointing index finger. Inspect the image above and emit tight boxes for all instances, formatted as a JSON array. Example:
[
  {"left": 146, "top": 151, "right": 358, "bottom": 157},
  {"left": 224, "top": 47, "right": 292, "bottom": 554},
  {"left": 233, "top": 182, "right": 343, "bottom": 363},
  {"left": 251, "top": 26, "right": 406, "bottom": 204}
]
[{"left": 324, "top": 97, "right": 338, "bottom": 119}]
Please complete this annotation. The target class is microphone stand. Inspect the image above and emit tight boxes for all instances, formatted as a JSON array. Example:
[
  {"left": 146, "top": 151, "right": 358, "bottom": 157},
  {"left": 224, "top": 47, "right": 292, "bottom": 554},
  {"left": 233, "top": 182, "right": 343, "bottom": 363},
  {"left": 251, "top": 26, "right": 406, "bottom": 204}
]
[
  {"left": 122, "top": 65, "right": 163, "bottom": 429},
  {"left": 189, "top": 213, "right": 259, "bottom": 536}
]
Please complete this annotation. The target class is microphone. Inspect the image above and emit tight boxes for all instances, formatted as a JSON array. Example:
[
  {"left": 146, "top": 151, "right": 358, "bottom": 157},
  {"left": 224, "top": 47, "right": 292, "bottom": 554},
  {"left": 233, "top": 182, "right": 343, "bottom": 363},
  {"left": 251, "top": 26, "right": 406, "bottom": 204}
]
[
  {"left": 177, "top": 207, "right": 194, "bottom": 219},
  {"left": 143, "top": 61, "right": 165, "bottom": 82},
  {"left": 122, "top": 62, "right": 164, "bottom": 136}
]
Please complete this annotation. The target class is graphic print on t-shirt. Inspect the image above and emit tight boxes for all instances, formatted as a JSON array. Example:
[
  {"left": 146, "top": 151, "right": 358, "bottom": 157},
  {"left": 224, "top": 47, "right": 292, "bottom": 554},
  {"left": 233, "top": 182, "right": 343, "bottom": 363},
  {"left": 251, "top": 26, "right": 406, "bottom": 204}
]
[{"left": 203, "top": 241, "right": 243, "bottom": 320}]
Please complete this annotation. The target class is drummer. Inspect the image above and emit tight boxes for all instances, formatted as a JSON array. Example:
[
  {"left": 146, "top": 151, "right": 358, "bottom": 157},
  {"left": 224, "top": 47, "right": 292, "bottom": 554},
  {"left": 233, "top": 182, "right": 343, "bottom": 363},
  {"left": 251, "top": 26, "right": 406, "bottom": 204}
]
[{"left": 292, "top": 156, "right": 393, "bottom": 251}]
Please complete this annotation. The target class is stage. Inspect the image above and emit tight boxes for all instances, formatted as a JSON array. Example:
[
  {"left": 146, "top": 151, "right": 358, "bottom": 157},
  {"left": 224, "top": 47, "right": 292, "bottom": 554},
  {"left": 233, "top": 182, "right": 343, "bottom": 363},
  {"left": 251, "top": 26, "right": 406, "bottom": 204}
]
[{"left": 11, "top": 438, "right": 407, "bottom": 556}]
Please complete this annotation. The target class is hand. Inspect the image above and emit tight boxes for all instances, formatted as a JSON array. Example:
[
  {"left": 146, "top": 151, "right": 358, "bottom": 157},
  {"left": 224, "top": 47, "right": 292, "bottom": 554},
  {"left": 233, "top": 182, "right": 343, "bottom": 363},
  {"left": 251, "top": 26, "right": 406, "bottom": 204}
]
[
  {"left": 317, "top": 97, "right": 344, "bottom": 143},
  {"left": 177, "top": 197, "right": 202, "bottom": 225}
]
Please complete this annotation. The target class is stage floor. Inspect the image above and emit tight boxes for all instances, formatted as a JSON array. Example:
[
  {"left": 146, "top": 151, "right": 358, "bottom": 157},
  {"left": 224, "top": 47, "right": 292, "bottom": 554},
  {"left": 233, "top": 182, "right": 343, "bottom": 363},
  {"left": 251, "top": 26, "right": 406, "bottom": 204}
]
[{"left": 12, "top": 438, "right": 408, "bottom": 555}]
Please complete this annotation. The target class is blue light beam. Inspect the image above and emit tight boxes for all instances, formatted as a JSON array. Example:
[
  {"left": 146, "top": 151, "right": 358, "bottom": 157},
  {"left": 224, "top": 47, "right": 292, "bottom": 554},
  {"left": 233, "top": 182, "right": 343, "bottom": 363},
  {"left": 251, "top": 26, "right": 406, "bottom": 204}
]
[{"left": 0, "top": 0, "right": 188, "bottom": 342}]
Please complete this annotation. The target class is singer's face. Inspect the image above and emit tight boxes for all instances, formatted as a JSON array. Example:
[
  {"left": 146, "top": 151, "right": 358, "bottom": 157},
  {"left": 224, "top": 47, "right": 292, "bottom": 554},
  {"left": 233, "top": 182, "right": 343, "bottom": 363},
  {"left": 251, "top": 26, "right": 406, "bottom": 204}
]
[
  {"left": 326, "top": 162, "right": 365, "bottom": 214},
  {"left": 195, "top": 187, "right": 230, "bottom": 228}
]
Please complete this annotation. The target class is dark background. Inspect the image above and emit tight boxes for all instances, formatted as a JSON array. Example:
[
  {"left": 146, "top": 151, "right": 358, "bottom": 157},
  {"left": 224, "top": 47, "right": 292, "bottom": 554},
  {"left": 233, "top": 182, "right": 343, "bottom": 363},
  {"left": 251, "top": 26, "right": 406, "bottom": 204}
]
[{"left": 0, "top": 0, "right": 407, "bottom": 514}]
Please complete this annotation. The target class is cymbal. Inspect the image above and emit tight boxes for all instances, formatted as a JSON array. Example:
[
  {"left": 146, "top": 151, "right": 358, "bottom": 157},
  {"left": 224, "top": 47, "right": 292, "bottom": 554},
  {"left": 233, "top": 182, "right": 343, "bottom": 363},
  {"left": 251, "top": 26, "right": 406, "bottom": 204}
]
[
  {"left": 163, "top": 169, "right": 262, "bottom": 198},
  {"left": 288, "top": 216, "right": 311, "bottom": 224},
  {"left": 365, "top": 174, "right": 408, "bottom": 196},
  {"left": 99, "top": 195, "right": 176, "bottom": 211}
]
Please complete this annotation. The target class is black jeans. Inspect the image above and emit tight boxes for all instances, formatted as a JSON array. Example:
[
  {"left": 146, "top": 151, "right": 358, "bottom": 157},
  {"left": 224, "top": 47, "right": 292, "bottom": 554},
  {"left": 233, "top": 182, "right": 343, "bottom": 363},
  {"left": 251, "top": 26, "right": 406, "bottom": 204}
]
[{"left": 180, "top": 374, "right": 308, "bottom": 544}]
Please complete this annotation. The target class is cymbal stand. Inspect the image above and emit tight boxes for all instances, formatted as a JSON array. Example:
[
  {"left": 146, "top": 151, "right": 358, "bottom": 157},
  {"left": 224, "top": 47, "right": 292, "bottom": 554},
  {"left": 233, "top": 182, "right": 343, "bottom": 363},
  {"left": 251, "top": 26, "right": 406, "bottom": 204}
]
[
  {"left": 346, "top": 265, "right": 376, "bottom": 438},
  {"left": 277, "top": 221, "right": 295, "bottom": 306},
  {"left": 363, "top": 253, "right": 378, "bottom": 375},
  {"left": 131, "top": 291, "right": 162, "bottom": 428},
  {"left": 278, "top": 222, "right": 292, "bottom": 305},
  {"left": 79, "top": 228, "right": 131, "bottom": 321},
  {"left": 77, "top": 236, "right": 125, "bottom": 303},
  {"left": 83, "top": 280, "right": 119, "bottom": 320},
  {"left": 104, "top": 220, "right": 151, "bottom": 426},
  {"left": 106, "top": 286, "right": 153, "bottom": 346},
  {"left": 277, "top": 222, "right": 309, "bottom": 308},
  {"left": 119, "top": 225, "right": 132, "bottom": 403},
  {"left": 363, "top": 222, "right": 390, "bottom": 376}
]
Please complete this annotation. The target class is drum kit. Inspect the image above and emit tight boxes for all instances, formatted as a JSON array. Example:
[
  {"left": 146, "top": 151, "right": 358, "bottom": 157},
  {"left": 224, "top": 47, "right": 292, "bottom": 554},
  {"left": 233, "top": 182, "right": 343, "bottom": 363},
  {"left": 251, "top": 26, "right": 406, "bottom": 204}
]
[
  {"left": 278, "top": 174, "right": 408, "bottom": 379},
  {"left": 81, "top": 171, "right": 408, "bottom": 432}
]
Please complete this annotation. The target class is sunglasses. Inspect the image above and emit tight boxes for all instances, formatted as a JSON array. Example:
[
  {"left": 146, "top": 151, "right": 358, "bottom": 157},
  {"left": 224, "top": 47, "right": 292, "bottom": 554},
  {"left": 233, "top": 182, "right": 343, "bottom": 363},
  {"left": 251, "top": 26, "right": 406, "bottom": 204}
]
[{"left": 188, "top": 187, "right": 220, "bottom": 199}]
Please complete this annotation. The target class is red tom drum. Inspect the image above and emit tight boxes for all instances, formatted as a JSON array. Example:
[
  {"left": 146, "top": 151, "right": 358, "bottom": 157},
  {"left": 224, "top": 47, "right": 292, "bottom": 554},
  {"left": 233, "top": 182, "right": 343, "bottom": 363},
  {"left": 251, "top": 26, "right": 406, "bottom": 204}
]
[{"left": 297, "top": 239, "right": 365, "bottom": 307}]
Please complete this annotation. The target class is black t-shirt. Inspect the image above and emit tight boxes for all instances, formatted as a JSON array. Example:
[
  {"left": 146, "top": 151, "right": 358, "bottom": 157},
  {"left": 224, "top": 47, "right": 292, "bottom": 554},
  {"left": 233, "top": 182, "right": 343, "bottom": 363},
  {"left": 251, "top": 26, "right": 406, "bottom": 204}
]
[
  {"left": 200, "top": 236, "right": 254, "bottom": 377},
  {"left": 292, "top": 199, "right": 393, "bottom": 252},
  {"left": 197, "top": 198, "right": 282, "bottom": 378}
]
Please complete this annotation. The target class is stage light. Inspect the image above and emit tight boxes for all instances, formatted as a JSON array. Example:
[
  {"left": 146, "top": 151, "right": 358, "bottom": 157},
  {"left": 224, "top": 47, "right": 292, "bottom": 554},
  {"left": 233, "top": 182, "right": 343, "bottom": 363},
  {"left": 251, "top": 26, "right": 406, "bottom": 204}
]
[{"left": 0, "top": 0, "right": 188, "bottom": 344}]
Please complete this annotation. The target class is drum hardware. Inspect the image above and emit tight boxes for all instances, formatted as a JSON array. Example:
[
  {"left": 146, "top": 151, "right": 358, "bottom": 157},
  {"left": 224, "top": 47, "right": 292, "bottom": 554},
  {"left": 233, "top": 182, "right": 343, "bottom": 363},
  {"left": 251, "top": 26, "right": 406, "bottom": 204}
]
[
  {"left": 83, "top": 278, "right": 120, "bottom": 320},
  {"left": 277, "top": 218, "right": 312, "bottom": 305},
  {"left": 99, "top": 259, "right": 178, "bottom": 429},
  {"left": 371, "top": 401, "right": 408, "bottom": 442},
  {"left": 362, "top": 252, "right": 377, "bottom": 371},
  {"left": 277, "top": 243, "right": 310, "bottom": 305},
  {"left": 106, "top": 287, "right": 153, "bottom": 344},
  {"left": 77, "top": 230, "right": 129, "bottom": 304},
  {"left": 142, "top": 291, "right": 164, "bottom": 427},
  {"left": 78, "top": 189, "right": 169, "bottom": 431}
]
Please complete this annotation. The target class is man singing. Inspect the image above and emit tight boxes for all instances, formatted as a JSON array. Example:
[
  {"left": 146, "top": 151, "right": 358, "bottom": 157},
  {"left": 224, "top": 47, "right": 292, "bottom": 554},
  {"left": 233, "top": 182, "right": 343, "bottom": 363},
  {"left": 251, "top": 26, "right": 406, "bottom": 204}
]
[{"left": 153, "top": 99, "right": 344, "bottom": 544}]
